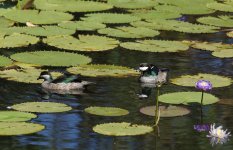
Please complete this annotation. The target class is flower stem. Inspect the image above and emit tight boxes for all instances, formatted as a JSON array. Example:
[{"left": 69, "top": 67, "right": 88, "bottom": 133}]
[
  {"left": 201, "top": 90, "right": 204, "bottom": 105},
  {"left": 155, "top": 86, "right": 160, "bottom": 126}
]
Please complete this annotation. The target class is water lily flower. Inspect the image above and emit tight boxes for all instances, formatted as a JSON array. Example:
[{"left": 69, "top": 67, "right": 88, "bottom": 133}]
[
  {"left": 207, "top": 124, "right": 231, "bottom": 146},
  {"left": 194, "top": 124, "right": 210, "bottom": 132},
  {"left": 195, "top": 80, "right": 212, "bottom": 91}
]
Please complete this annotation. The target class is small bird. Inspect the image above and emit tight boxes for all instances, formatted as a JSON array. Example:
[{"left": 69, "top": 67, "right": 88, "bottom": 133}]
[
  {"left": 37, "top": 71, "right": 93, "bottom": 90},
  {"left": 138, "top": 63, "right": 169, "bottom": 85}
]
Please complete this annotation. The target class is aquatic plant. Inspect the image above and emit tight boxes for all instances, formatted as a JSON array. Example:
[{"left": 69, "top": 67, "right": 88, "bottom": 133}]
[
  {"left": 12, "top": 102, "right": 72, "bottom": 113},
  {"left": 0, "top": 56, "right": 13, "bottom": 67},
  {"left": 10, "top": 51, "right": 92, "bottom": 67},
  {"left": 108, "top": 0, "right": 157, "bottom": 9},
  {"left": 196, "top": 80, "right": 212, "bottom": 105},
  {"left": 197, "top": 15, "right": 233, "bottom": 27},
  {"left": 212, "top": 49, "right": 233, "bottom": 58},
  {"left": 0, "top": 17, "right": 14, "bottom": 28},
  {"left": 58, "top": 21, "right": 106, "bottom": 31},
  {"left": 67, "top": 64, "right": 139, "bottom": 77},
  {"left": 131, "top": 10, "right": 181, "bottom": 20},
  {"left": 98, "top": 26, "right": 160, "bottom": 38},
  {"left": 44, "top": 35, "right": 119, "bottom": 52},
  {"left": 207, "top": 1, "right": 233, "bottom": 12},
  {"left": 194, "top": 124, "right": 210, "bottom": 132},
  {"left": 93, "top": 122, "right": 153, "bottom": 136},
  {"left": 0, "top": 111, "right": 37, "bottom": 122},
  {"left": 84, "top": 106, "right": 129, "bottom": 116}
]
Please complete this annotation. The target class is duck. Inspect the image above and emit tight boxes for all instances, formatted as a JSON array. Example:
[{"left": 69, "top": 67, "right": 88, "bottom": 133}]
[
  {"left": 138, "top": 63, "right": 169, "bottom": 85},
  {"left": 37, "top": 71, "right": 93, "bottom": 90}
]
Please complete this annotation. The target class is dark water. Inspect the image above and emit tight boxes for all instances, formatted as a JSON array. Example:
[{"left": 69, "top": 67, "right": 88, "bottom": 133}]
[{"left": 0, "top": 2, "right": 233, "bottom": 150}]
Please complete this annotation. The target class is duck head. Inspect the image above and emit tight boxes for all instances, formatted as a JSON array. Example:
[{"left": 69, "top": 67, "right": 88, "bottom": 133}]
[
  {"left": 139, "top": 63, "right": 159, "bottom": 76},
  {"left": 37, "top": 71, "right": 53, "bottom": 82}
]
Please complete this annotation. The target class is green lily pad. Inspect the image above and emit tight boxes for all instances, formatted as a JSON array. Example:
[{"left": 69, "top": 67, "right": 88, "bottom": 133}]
[
  {"left": 34, "top": 0, "right": 113, "bottom": 12},
  {"left": 207, "top": 2, "right": 233, "bottom": 12},
  {"left": 132, "top": 10, "right": 181, "bottom": 20},
  {"left": 10, "top": 51, "right": 92, "bottom": 67},
  {"left": 12, "top": 102, "right": 72, "bottom": 113},
  {"left": 85, "top": 106, "right": 129, "bottom": 116},
  {"left": 0, "top": 17, "right": 14, "bottom": 28},
  {"left": 108, "top": 0, "right": 157, "bottom": 9},
  {"left": 171, "top": 73, "right": 232, "bottom": 87},
  {"left": 197, "top": 16, "right": 233, "bottom": 27},
  {"left": 212, "top": 49, "right": 233, "bottom": 58},
  {"left": 0, "top": 33, "right": 39, "bottom": 48},
  {"left": 0, "top": 56, "right": 13, "bottom": 67},
  {"left": 4, "top": 9, "right": 73, "bottom": 24},
  {"left": 98, "top": 26, "right": 160, "bottom": 38},
  {"left": 43, "top": 35, "right": 119, "bottom": 52},
  {"left": 67, "top": 64, "right": 139, "bottom": 77},
  {"left": 58, "top": 21, "right": 106, "bottom": 31},
  {"left": 159, "top": 92, "right": 219, "bottom": 105},
  {"left": 81, "top": 13, "right": 141, "bottom": 24},
  {"left": 120, "top": 40, "right": 189, "bottom": 52},
  {"left": 93, "top": 122, "right": 153, "bottom": 136},
  {"left": 0, "top": 8, "right": 12, "bottom": 16},
  {"left": 0, "top": 111, "right": 37, "bottom": 122},
  {"left": 131, "top": 20, "right": 219, "bottom": 33},
  {"left": 0, "top": 122, "right": 45, "bottom": 136},
  {"left": 140, "top": 105, "right": 190, "bottom": 117},
  {"left": 0, "top": 68, "right": 62, "bottom": 83}
]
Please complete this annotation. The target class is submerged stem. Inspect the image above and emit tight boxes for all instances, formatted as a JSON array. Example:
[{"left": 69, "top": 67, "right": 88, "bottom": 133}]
[{"left": 155, "top": 86, "right": 160, "bottom": 126}]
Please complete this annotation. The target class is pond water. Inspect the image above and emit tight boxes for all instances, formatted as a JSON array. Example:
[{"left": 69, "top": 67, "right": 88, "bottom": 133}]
[{"left": 0, "top": 1, "right": 233, "bottom": 150}]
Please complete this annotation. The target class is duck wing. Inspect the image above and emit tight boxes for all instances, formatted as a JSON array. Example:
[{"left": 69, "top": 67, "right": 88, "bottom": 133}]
[{"left": 51, "top": 74, "right": 82, "bottom": 83}]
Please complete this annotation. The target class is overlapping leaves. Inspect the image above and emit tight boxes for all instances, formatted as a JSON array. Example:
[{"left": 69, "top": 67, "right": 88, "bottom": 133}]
[
  {"left": 58, "top": 21, "right": 106, "bottom": 31},
  {"left": 0, "top": 56, "right": 12, "bottom": 67},
  {"left": 108, "top": 0, "right": 157, "bottom": 9},
  {"left": 197, "top": 15, "right": 233, "bottom": 27}
]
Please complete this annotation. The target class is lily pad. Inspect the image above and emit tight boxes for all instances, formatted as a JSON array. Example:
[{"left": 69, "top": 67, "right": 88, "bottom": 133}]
[
  {"left": 0, "top": 111, "right": 37, "bottom": 122},
  {"left": 12, "top": 102, "right": 72, "bottom": 113},
  {"left": 197, "top": 16, "right": 233, "bottom": 27},
  {"left": 10, "top": 51, "right": 92, "bottom": 67},
  {"left": 98, "top": 26, "right": 160, "bottom": 38},
  {"left": 0, "top": 17, "right": 14, "bottom": 28},
  {"left": 120, "top": 40, "right": 189, "bottom": 52},
  {"left": 140, "top": 105, "right": 190, "bottom": 117},
  {"left": 159, "top": 92, "right": 219, "bottom": 105},
  {"left": 0, "top": 122, "right": 45, "bottom": 136},
  {"left": 0, "top": 56, "right": 13, "bottom": 67},
  {"left": 108, "top": 0, "right": 157, "bottom": 9},
  {"left": 0, "top": 33, "right": 39, "bottom": 48},
  {"left": 212, "top": 49, "right": 233, "bottom": 58},
  {"left": 43, "top": 35, "right": 119, "bottom": 52},
  {"left": 131, "top": 20, "right": 219, "bottom": 33},
  {"left": 58, "top": 21, "right": 106, "bottom": 31},
  {"left": 81, "top": 13, "right": 141, "bottom": 24},
  {"left": 85, "top": 106, "right": 129, "bottom": 116},
  {"left": 93, "top": 122, "right": 153, "bottom": 136},
  {"left": 171, "top": 73, "right": 232, "bottom": 87},
  {"left": 34, "top": 0, "right": 113, "bottom": 12},
  {"left": 207, "top": 2, "right": 233, "bottom": 12},
  {"left": 132, "top": 10, "right": 181, "bottom": 20},
  {"left": 67, "top": 64, "right": 139, "bottom": 77},
  {"left": 4, "top": 9, "right": 73, "bottom": 24}
]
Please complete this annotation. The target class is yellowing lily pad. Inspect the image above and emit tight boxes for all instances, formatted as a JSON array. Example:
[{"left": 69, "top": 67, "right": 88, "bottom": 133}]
[
  {"left": 93, "top": 122, "right": 153, "bottom": 136},
  {"left": 212, "top": 49, "right": 233, "bottom": 58},
  {"left": 10, "top": 51, "right": 92, "bottom": 67},
  {"left": 67, "top": 64, "right": 139, "bottom": 77},
  {"left": 171, "top": 73, "right": 232, "bottom": 87},
  {"left": 140, "top": 105, "right": 190, "bottom": 117},
  {"left": 0, "top": 122, "right": 45, "bottom": 136},
  {"left": 0, "top": 111, "right": 37, "bottom": 122},
  {"left": 120, "top": 40, "right": 189, "bottom": 52},
  {"left": 43, "top": 35, "right": 119, "bottom": 52},
  {"left": 85, "top": 106, "right": 129, "bottom": 116},
  {"left": 12, "top": 102, "right": 72, "bottom": 113},
  {"left": 159, "top": 92, "right": 219, "bottom": 105},
  {"left": 0, "top": 56, "right": 13, "bottom": 67}
]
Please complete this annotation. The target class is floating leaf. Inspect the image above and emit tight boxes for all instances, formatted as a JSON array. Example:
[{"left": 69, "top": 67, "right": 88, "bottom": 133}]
[
  {"left": 98, "top": 26, "right": 160, "bottom": 38},
  {"left": 81, "top": 13, "right": 141, "bottom": 24},
  {"left": 0, "top": 122, "right": 44, "bottom": 136},
  {"left": 159, "top": 92, "right": 219, "bottom": 105},
  {"left": 212, "top": 49, "right": 233, "bottom": 58},
  {"left": 120, "top": 40, "right": 189, "bottom": 52},
  {"left": 10, "top": 51, "right": 92, "bottom": 67},
  {"left": 0, "top": 68, "right": 62, "bottom": 83},
  {"left": 0, "top": 33, "right": 39, "bottom": 48},
  {"left": 207, "top": 2, "right": 233, "bottom": 12},
  {"left": 0, "top": 111, "right": 37, "bottom": 122},
  {"left": 132, "top": 10, "right": 181, "bottom": 20},
  {"left": 0, "top": 56, "right": 13, "bottom": 67},
  {"left": 93, "top": 122, "right": 153, "bottom": 136},
  {"left": 197, "top": 16, "right": 233, "bottom": 27},
  {"left": 140, "top": 105, "right": 190, "bottom": 117},
  {"left": 12, "top": 102, "right": 72, "bottom": 113},
  {"left": 67, "top": 64, "right": 139, "bottom": 77},
  {"left": 0, "top": 8, "right": 12, "bottom": 16},
  {"left": 108, "top": 0, "right": 157, "bottom": 9},
  {"left": 43, "top": 35, "right": 119, "bottom": 52},
  {"left": 85, "top": 106, "right": 129, "bottom": 116},
  {"left": 171, "top": 73, "right": 232, "bottom": 87},
  {"left": 131, "top": 20, "right": 219, "bottom": 33},
  {"left": 34, "top": 0, "right": 113, "bottom": 12},
  {"left": 4, "top": 9, "right": 73, "bottom": 24},
  {"left": 0, "top": 17, "right": 14, "bottom": 28},
  {"left": 58, "top": 21, "right": 106, "bottom": 31}
]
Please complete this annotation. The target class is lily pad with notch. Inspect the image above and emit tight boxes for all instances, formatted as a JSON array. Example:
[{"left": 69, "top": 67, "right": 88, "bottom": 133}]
[{"left": 85, "top": 106, "right": 129, "bottom": 116}]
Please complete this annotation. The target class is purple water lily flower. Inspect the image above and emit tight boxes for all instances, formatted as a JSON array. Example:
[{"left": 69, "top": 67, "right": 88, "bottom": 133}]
[
  {"left": 194, "top": 124, "right": 210, "bottom": 132},
  {"left": 195, "top": 80, "right": 212, "bottom": 91}
]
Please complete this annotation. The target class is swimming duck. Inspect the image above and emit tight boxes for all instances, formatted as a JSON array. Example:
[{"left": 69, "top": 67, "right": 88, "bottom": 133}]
[
  {"left": 138, "top": 63, "right": 169, "bottom": 85},
  {"left": 37, "top": 71, "right": 93, "bottom": 90}
]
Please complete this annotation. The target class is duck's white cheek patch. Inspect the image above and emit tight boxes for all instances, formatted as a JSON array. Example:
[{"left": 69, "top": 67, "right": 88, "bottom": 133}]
[
  {"left": 42, "top": 75, "right": 51, "bottom": 80},
  {"left": 139, "top": 67, "right": 148, "bottom": 71}
]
